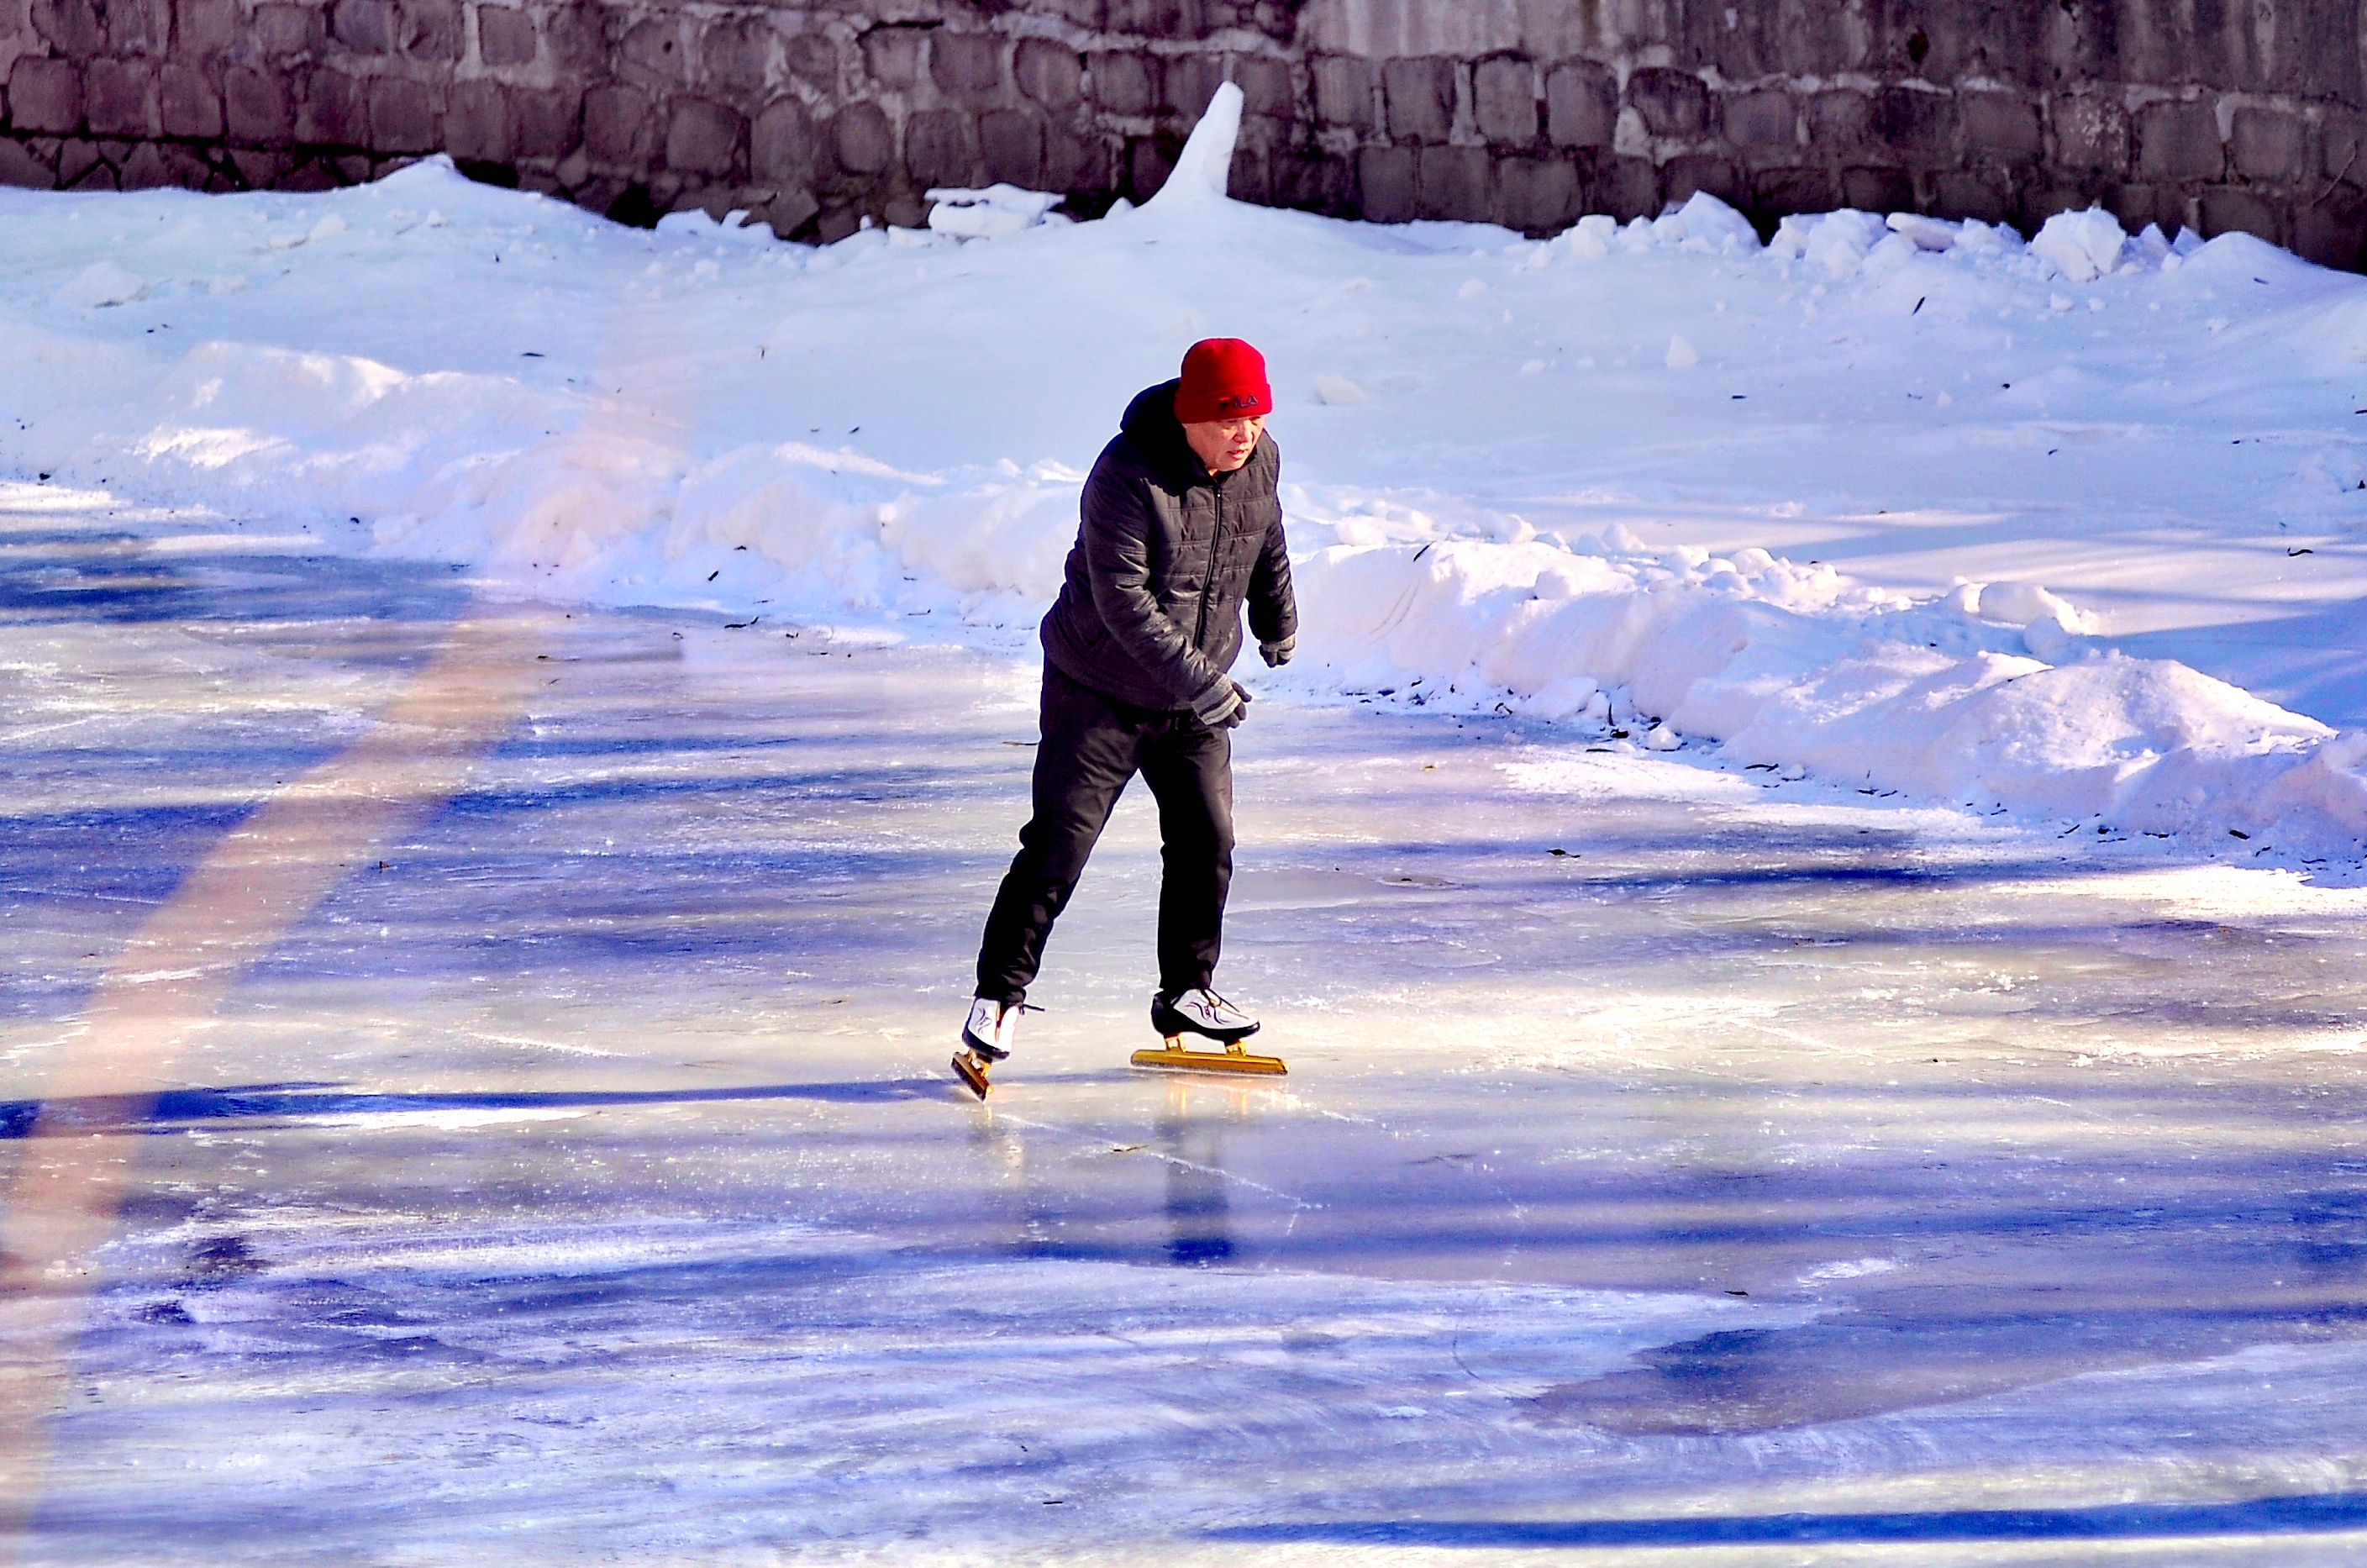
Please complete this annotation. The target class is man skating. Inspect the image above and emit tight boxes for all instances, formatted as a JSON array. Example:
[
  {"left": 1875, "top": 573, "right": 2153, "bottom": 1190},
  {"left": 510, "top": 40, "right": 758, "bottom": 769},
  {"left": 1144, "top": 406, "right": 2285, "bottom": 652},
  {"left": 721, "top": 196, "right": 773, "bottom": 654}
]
[{"left": 956, "top": 338, "right": 1297, "bottom": 1097}]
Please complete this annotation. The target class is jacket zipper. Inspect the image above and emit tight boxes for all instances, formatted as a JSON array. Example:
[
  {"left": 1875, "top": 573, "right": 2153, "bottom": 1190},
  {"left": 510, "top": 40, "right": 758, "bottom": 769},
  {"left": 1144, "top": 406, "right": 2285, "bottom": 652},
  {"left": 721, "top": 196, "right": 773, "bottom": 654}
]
[{"left": 1191, "top": 485, "right": 1222, "bottom": 649}]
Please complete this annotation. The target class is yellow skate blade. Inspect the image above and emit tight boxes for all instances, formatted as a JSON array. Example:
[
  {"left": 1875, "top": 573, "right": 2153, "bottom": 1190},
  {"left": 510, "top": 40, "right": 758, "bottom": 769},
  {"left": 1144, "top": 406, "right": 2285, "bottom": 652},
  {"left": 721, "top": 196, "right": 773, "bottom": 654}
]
[
  {"left": 1129, "top": 1036, "right": 1286, "bottom": 1076},
  {"left": 951, "top": 1051, "right": 992, "bottom": 1099}
]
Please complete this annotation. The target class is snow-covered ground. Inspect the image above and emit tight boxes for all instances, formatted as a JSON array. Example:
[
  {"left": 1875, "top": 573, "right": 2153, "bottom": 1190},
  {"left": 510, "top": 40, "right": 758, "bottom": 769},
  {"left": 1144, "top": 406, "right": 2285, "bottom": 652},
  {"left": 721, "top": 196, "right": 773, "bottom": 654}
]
[
  {"left": 9, "top": 87, "right": 2367, "bottom": 1561},
  {"left": 8, "top": 89, "right": 2367, "bottom": 858}
]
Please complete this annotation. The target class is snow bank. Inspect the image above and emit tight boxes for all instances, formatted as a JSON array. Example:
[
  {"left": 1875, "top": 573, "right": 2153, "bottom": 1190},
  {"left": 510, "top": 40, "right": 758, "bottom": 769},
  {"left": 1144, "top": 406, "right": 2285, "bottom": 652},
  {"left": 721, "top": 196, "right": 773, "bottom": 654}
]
[
  {"left": 7, "top": 94, "right": 2367, "bottom": 860},
  {"left": 1280, "top": 531, "right": 2367, "bottom": 851}
]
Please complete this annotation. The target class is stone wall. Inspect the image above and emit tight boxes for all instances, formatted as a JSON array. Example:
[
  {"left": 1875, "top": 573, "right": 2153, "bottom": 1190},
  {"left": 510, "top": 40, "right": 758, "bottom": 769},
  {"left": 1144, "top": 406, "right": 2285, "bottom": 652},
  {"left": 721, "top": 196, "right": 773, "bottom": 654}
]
[{"left": 6, "top": 0, "right": 2367, "bottom": 267}]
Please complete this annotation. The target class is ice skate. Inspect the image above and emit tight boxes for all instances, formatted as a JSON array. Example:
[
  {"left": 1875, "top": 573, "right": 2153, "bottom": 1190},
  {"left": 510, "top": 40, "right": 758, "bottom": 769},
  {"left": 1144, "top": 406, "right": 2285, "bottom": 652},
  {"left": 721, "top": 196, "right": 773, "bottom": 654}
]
[
  {"left": 1133, "top": 988, "right": 1286, "bottom": 1077},
  {"left": 953, "top": 997, "right": 1020, "bottom": 1100}
]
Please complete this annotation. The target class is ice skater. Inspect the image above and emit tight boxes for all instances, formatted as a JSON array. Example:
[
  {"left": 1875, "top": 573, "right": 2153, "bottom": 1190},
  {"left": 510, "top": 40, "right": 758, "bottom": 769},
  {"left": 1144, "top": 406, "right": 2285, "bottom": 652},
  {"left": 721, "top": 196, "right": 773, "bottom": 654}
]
[{"left": 955, "top": 338, "right": 1297, "bottom": 1097}]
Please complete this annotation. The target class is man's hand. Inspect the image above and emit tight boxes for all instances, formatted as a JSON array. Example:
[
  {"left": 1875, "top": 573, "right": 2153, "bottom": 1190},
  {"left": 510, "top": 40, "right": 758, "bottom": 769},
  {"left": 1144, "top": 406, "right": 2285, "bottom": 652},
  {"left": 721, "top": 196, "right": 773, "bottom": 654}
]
[
  {"left": 1260, "top": 634, "right": 1296, "bottom": 668},
  {"left": 1191, "top": 678, "right": 1252, "bottom": 729}
]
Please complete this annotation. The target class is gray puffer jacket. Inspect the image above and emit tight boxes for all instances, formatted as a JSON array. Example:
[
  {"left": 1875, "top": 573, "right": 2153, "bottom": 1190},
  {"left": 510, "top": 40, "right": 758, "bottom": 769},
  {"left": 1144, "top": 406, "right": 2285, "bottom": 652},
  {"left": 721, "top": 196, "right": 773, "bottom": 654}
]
[{"left": 1040, "top": 379, "right": 1296, "bottom": 713}]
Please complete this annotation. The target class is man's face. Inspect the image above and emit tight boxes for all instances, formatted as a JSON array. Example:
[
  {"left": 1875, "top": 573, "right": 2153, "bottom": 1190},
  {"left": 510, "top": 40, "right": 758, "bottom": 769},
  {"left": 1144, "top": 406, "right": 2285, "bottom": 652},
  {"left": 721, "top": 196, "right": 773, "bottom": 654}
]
[{"left": 1183, "top": 415, "right": 1265, "bottom": 475}]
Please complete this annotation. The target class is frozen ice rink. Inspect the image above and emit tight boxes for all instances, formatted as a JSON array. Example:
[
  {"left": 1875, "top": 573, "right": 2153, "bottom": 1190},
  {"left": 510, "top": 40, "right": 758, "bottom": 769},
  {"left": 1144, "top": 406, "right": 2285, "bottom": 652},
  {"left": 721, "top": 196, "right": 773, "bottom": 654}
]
[{"left": 8, "top": 496, "right": 2367, "bottom": 1565}]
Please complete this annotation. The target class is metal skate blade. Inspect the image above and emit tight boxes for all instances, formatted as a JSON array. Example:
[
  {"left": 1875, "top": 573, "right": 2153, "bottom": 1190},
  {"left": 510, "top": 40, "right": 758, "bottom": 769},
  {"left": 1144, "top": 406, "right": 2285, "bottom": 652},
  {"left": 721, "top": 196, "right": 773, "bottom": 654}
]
[
  {"left": 951, "top": 1051, "right": 992, "bottom": 1099},
  {"left": 1129, "top": 1036, "right": 1286, "bottom": 1076}
]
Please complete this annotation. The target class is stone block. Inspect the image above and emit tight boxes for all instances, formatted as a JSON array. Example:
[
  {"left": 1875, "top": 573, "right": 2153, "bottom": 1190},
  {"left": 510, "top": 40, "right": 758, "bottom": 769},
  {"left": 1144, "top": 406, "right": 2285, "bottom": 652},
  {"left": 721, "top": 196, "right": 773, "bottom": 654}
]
[
  {"left": 2200, "top": 182, "right": 2279, "bottom": 242},
  {"left": 513, "top": 87, "right": 579, "bottom": 159},
  {"left": 1493, "top": 153, "right": 1575, "bottom": 232},
  {"left": 1932, "top": 168, "right": 2013, "bottom": 224},
  {"left": 1227, "top": 138, "right": 1271, "bottom": 203},
  {"left": 1044, "top": 125, "right": 1107, "bottom": 192},
  {"left": 228, "top": 145, "right": 286, "bottom": 186},
  {"left": 1723, "top": 88, "right": 1793, "bottom": 148},
  {"left": 445, "top": 76, "right": 510, "bottom": 160},
  {"left": 224, "top": 65, "right": 289, "bottom": 141},
  {"left": 830, "top": 100, "right": 891, "bottom": 176},
  {"left": 1804, "top": 89, "right": 1870, "bottom": 148},
  {"left": 1014, "top": 39, "right": 1081, "bottom": 111},
  {"left": 755, "top": 185, "right": 818, "bottom": 236},
  {"left": 860, "top": 24, "right": 925, "bottom": 90},
  {"left": 32, "top": 0, "right": 104, "bottom": 58},
  {"left": 666, "top": 96, "right": 742, "bottom": 176},
  {"left": 782, "top": 30, "right": 839, "bottom": 88},
  {"left": 1127, "top": 134, "right": 1174, "bottom": 199},
  {"left": 2324, "top": 114, "right": 2366, "bottom": 182},
  {"left": 1416, "top": 143, "right": 1487, "bottom": 220},
  {"left": 1596, "top": 152, "right": 1658, "bottom": 219},
  {"left": 618, "top": 18, "right": 686, "bottom": 86},
  {"left": 2231, "top": 106, "right": 2306, "bottom": 182},
  {"left": 117, "top": 139, "right": 181, "bottom": 188},
  {"left": 1356, "top": 141, "right": 1414, "bottom": 221},
  {"left": 2134, "top": 99, "right": 2222, "bottom": 182},
  {"left": 331, "top": 152, "right": 374, "bottom": 182},
  {"left": 159, "top": 63, "right": 222, "bottom": 139},
  {"left": 1663, "top": 151, "right": 1739, "bottom": 206},
  {"left": 2051, "top": 93, "right": 2129, "bottom": 174},
  {"left": 1545, "top": 61, "right": 1614, "bottom": 148},
  {"left": 1472, "top": 55, "right": 1535, "bottom": 145},
  {"left": 331, "top": 0, "right": 394, "bottom": 54},
  {"left": 0, "top": 136, "right": 55, "bottom": 188},
  {"left": 280, "top": 154, "right": 338, "bottom": 190},
  {"left": 176, "top": 0, "right": 245, "bottom": 56},
  {"left": 402, "top": 0, "right": 460, "bottom": 62},
  {"left": 1627, "top": 66, "right": 1708, "bottom": 140},
  {"left": 368, "top": 73, "right": 441, "bottom": 150},
  {"left": 1271, "top": 145, "right": 1349, "bottom": 213},
  {"left": 1233, "top": 55, "right": 1291, "bottom": 121},
  {"left": 2295, "top": 182, "right": 2367, "bottom": 270},
  {"left": 1873, "top": 85, "right": 1954, "bottom": 155},
  {"left": 751, "top": 95, "right": 809, "bottom": 185},
  {"left": 814, "top": 204, "right": 860, "bottom": 243},
  {"left": 904, "top": 106, "right": 973, "bottom": 187},
  {"left": 1310, "top": 55, "right": 1373, "bottom": 131},
  {"left": 979, "top": 108, "right": 1043, "bottom": 187},
  {"left": 1163, "top": 53, "right": 1223, "bottom": 121},
  {"left": 8, "top": 58, "right": 82, "bottom": 134},
  {"left": 478, "top": 5, "right": 537, "bottom": 69},
  {"left": 59, "top": 139, "right": 113, "bottom": 187},
  {"left": 1753, "top": 164, "right": 1837, "bottom": 218},
  {"left": 1088, "top": 51, "right": 1155, "bottom": 115},
  {"left": 583, "top": 83, "right": 652, "bottom": 164},
  {"left": 543, "top": 2, "right": 603, "bottom": 74},
  {"left": 930, "top": 29, "right": 1001, "bottom": 98},
  {"left": 699, "top": 17, "right": 767, "bottom": 93},
  {"left": 254, "top": 3, "right": 323, "bottom": 58},
  {"left": 1842, "top": 164, "right": 1912, "bottom": 211},
  {"left": 1383, "top": 56, "right": 1454, "bottom": 142},
  {"left": 1960, "top": 92, "right": 2040, "bottom": 158},
  {"left": 296, "top": 66, "right": 365, "bottom": 144},
  {"left": 2108, "top": 181, "right": 2186, "bottom": 237}
]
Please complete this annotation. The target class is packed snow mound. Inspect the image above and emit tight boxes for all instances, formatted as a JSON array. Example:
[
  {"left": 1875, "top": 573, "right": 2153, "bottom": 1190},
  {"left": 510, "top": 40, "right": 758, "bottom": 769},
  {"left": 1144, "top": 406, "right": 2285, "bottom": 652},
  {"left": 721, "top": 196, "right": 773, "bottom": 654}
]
[{"left": 6, "top": 117, "right": 2367, "bottom": 861}]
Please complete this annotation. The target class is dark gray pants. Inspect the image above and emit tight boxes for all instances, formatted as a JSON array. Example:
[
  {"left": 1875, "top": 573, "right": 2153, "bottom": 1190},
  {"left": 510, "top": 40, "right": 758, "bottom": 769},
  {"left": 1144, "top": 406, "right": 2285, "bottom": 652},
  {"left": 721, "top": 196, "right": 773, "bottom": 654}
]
[{"left": 976, "top": 665, "right": 1234, "bottom": 1004}]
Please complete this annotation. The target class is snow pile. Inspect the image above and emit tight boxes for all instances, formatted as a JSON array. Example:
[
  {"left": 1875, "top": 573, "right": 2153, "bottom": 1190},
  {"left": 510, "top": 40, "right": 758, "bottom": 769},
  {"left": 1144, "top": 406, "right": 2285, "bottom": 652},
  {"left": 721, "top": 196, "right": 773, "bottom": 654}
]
[
  {"left": 1279, "top": 530, "right": 2366, "bottom": 850},
  {"left": 5, "top": 83, "right": 2367, "bottom": 859},
  {"left": 926, "top": 183, "right": 1065, "bottom": 239}
]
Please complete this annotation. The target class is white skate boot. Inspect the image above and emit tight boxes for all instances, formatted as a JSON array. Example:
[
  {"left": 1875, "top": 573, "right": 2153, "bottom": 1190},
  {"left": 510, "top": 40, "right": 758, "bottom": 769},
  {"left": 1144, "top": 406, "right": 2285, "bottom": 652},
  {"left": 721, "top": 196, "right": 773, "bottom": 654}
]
[
  {"left": 1134, "top": 989, "right": 1285, "bottom": 1077},
  {"left": 954, "top": 997, "right": 1021, "bottom": 1099}
]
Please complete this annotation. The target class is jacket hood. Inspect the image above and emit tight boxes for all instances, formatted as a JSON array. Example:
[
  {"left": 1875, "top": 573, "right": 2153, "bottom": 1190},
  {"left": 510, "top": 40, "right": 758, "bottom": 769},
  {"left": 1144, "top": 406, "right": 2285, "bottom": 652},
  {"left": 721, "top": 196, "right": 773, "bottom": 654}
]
[{"left": 1119, "top": 378, "right": 1204, "bottom": 485}]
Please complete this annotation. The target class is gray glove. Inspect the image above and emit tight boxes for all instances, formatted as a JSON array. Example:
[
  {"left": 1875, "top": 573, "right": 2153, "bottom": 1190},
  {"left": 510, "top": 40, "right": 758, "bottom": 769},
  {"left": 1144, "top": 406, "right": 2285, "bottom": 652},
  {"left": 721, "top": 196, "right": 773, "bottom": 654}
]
[
  {"left": 1191, "top": 678, "right": 1250, "bottom": 729},
  {"left": 1260, "top": 634, "right": 1296, "bottom": 668}
]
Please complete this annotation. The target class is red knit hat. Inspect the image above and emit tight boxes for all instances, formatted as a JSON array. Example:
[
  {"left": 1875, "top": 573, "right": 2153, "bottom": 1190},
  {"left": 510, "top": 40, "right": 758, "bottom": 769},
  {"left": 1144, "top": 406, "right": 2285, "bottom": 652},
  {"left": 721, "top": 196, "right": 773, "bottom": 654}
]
[{"left": 1175, "top": 338, "right": 1272, "bottom": 424}]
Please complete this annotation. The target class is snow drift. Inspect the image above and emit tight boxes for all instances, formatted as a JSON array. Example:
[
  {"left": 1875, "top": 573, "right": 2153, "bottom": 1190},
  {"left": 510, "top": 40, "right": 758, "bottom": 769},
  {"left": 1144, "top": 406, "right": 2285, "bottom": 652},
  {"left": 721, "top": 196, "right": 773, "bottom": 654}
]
[{"left": 5, "top": 84, "right": 2367, "bottom": 860}]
